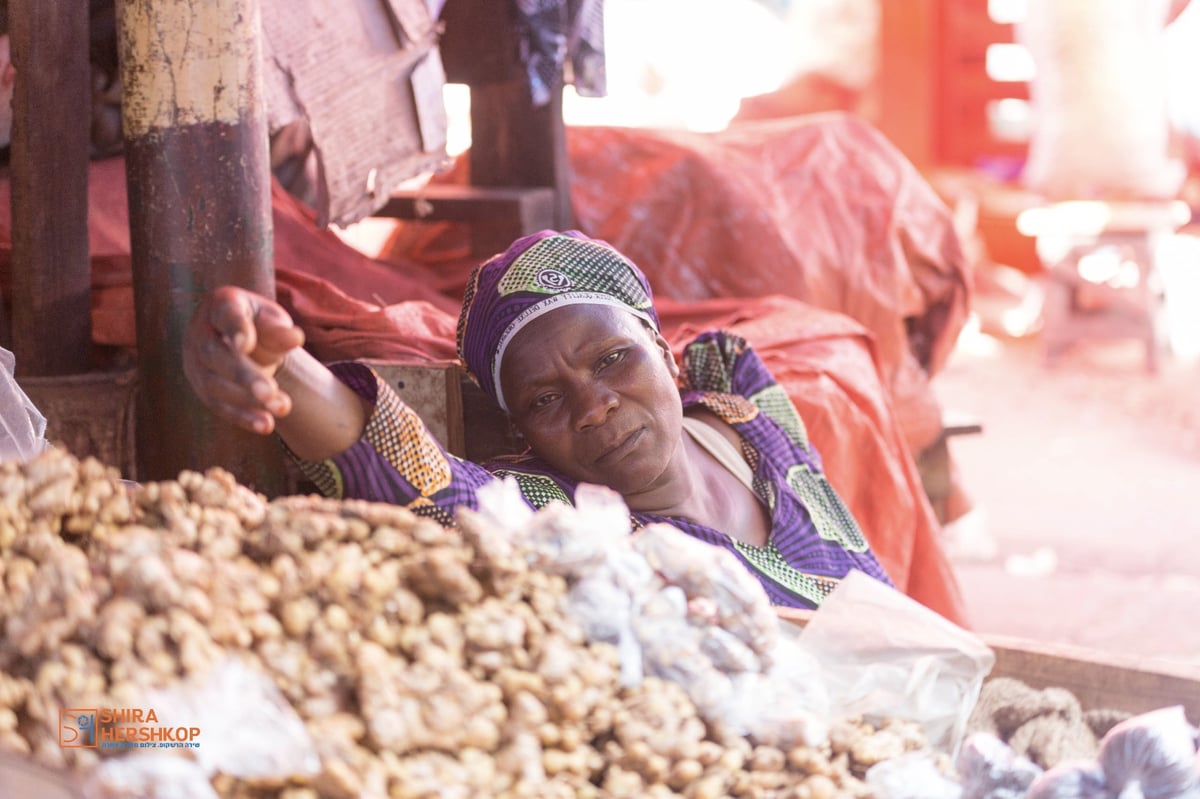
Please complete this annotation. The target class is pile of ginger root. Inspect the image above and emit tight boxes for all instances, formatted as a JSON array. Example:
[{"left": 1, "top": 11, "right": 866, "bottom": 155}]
[{"left": 0, "top": 447, "right": 931, "bottom": 798}]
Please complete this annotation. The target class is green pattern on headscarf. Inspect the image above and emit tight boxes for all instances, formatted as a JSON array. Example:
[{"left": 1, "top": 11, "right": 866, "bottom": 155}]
[{"left": 497, "top": 235, "right": 654, "bottom": 313}]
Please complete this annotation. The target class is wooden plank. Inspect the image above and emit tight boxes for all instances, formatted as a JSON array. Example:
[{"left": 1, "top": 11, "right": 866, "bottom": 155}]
[
  {"left": 357, "top": 359, "right": 525, "bottom": 464},
  {"left": 375, "top": 184, "right": 556, "bottom": 254},
  {"left": 942, "top": 415, "right": 984, "bottom": 438},
  {"left": 7, "top": 0, "right": 91, "bottom": 375},
  {"left": 949, "top": 70, "right": 1031, "bottom": 100},
  {"left": 468, "top": 77, "right": 574, "bottom": 232},
  {"left": 259, "top": 0, "right": 446, "bottom": 228},
  {"left": 437, "top": 0, "right": 573, "bottom": 228},
  {"left": 985, "top": 634, "right": 1200, "bottom": 722},
  {"left": 0, "top": 753, "right": 75, "bottom": 799},
  {"left": 776, "top": 608, "right": 1200, "bottom": 722},
  {"left": 877, "top": 0, "right": 940, "bottom": 168},
  {"left": 437, "top": 0, "right": 523, "bottom": 86},
  {"left": 427, "top": 0, "right": 574, "bottom": 242},
  {"left": 460, "top": 370, "right": 523, "bottom": 463},
  {"left": 377, "top": 184, "right": 555, "bottom": 222},
  {"left": 21, "top": 368, "right": 138, "bottom": 479}
]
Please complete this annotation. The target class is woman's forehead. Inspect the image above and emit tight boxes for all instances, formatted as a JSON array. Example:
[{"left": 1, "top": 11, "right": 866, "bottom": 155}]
[{"left": 506, "top": 304, "right": 646, "bottom": 364}]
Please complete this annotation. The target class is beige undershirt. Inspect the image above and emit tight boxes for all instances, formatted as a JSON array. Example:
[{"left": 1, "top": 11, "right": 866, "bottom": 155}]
[{"left": 680, "top": 415, "right": 755, "bottom": 493}]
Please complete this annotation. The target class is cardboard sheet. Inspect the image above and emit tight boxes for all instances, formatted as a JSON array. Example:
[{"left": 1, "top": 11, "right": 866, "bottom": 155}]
[{"left": 260, "top": 0, "right": 449, "bottom": 227}]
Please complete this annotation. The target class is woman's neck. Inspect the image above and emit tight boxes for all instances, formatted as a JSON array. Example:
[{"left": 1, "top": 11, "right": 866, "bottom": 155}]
[
  {"left": 621, "top": 422, "right": 769, "bottom": 547},
  {"left": 618, "top": 429, "right": 702, "bottom": 514}
]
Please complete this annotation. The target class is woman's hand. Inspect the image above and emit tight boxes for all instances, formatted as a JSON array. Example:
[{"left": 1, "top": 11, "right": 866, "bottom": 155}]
[
  {"left": 184, "top": 286, "right": 369, "bottom": 460},
  {"left": 183, "top": 286, "right": 305, "bottom": 435}
]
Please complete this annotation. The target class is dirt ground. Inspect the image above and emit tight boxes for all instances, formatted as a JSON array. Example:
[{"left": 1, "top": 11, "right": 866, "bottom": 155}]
[{"left": 932, "top": 283, "right": 1200, "bottom": 669}]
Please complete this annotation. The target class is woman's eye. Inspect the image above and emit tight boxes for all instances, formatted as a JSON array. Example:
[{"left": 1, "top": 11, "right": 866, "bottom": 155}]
[
  {"left": 532, "top": 392, "right": 558, "bottom": 410},
  {"left": 598, "top": 350, "right": 624, "bottom": 370}
]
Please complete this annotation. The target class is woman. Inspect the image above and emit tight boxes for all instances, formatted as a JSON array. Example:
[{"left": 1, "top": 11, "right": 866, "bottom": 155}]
[{"left": 184, "top": 229, "right": 892, "bottom": 609}]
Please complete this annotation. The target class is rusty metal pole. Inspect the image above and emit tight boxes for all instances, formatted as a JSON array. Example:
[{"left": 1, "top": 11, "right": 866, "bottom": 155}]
[
  {"left": 117, "top": 0, "right": 285, "bottom": 493},
  {"left": 8, "top": 0, "right": 92, "bottom": 375}
]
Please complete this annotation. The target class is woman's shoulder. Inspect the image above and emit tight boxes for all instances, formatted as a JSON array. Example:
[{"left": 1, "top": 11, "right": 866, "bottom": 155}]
[
  {"left": 679, "top": 332, "right": 814, "bottom": 457},
  {"left": 679, "top": 329, "right": 777, "bottom": 385}
]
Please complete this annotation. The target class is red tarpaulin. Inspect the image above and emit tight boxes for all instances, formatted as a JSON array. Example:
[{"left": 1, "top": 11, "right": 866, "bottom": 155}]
[{"left": 566, "top": 114, "right": 972, "bottom": 456}]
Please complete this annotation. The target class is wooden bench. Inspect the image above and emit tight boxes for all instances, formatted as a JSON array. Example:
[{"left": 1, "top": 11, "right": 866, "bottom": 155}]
[
  {"left": 362, "top": 359, "right": 520, "bottom": 462},
  {"left": 1017, "top": 200, "right": 1192, "bottom": 373}
]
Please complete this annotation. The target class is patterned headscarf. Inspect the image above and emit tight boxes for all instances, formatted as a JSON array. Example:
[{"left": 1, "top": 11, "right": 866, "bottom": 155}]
[{"left": 456, "top": 230, "right": 660, "bottom": 413}]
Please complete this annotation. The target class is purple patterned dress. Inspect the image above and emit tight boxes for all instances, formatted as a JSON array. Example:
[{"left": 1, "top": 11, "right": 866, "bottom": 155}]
[{"left": 293, "top": 330, "right": 892, "bottom": 609}]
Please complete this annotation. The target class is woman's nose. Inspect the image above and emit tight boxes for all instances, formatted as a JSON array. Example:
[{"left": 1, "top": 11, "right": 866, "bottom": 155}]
[{"left": 572, "top": 382, "right": 618, "bottom": 430}]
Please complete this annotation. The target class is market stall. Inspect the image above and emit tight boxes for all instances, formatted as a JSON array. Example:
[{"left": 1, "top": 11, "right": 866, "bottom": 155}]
[{"left": 1, "top": 0, "right": 1199, "bottom": 797}]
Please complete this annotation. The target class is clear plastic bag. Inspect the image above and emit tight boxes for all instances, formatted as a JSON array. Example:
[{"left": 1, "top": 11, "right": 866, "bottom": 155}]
[
  {"left": 565, "top": 553, "right": 660, "bottom": 687},
  {"left": 82, "top": 754, "right": 218, "bottom": 799},
  {"left": 799, "top": 570, "right": 996, "bottom": 755},
  {"left": 725, "top": 667, "right": 829, "bottom": 750},
  {"left": 472, "top": 481, "right": 830, "bottom": 748},
  {"left": 867, "top": 750, "right": 965, "bottom": 799},
  {"left": 1020, "top": 705, "right": 1200, "bottom": 799},
  {"left": 146, "top": 657, "right": 319, "bottom": 780},
  {"left": 0, "top": 346, "right": 49, "bottom": 463},
  {"left": 0, "top": 752, "right": 78, "bottom": 799},
  {"left": 630, "top": 523, "right": 828, "bottom": 746},
  {"left": 1018, "top": 0, "right": 1185, "bottom": 200},
  {"left": 476, "top": 479, "right": 631, "bottom": 579},
  {"left": 631, "top": 522, "right": 779, "bottom": 667}
]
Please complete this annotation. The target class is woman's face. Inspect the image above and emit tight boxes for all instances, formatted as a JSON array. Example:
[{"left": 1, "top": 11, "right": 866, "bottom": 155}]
[{"left": 498, "top": 304, "right": 684, "bottom": 500}]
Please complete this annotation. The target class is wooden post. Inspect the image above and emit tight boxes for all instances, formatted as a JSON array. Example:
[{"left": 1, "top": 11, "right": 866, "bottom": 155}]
[
  {"left": 7, "top": 0, "right": 92, "bottom": 375},
  {"left": 469, "top": 79, "right": 573, "bottom": 232},
  {"left": 117, "top": 0, "right": 285, "bottom": 493},
  {"left": 439, "top": 0, "right": 575, "bottom": 230}
]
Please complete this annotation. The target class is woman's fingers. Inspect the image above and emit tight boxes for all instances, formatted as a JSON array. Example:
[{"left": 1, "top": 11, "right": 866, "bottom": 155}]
[
  {"left": 186, "top": 330, "right": 278, "bottom": 427},
  {"left": 206, "top": 286, "right": 262, "bottom": 356},
  {"left": 252, "top": 305, "right": 306, "bottom": 368},
  {"left": 200, "top": 371, "right": 280, "bottom": 434}
]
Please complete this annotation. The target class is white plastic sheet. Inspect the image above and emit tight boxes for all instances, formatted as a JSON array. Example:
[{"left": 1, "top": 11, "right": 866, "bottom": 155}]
[
  {"left": 79, "top": 659, "right": 320, "bottom": 799},
  {"left": 0, "top": 346, "right": 49, "bottom": 463},
  {"left": 1019, "top": 0, "right": 1186, "bottom": 200}
]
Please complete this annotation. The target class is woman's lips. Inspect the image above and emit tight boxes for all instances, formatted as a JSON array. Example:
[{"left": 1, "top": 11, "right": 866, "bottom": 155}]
[{"left": 595, "top": 427, "right": 645, "bottom": 465}]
